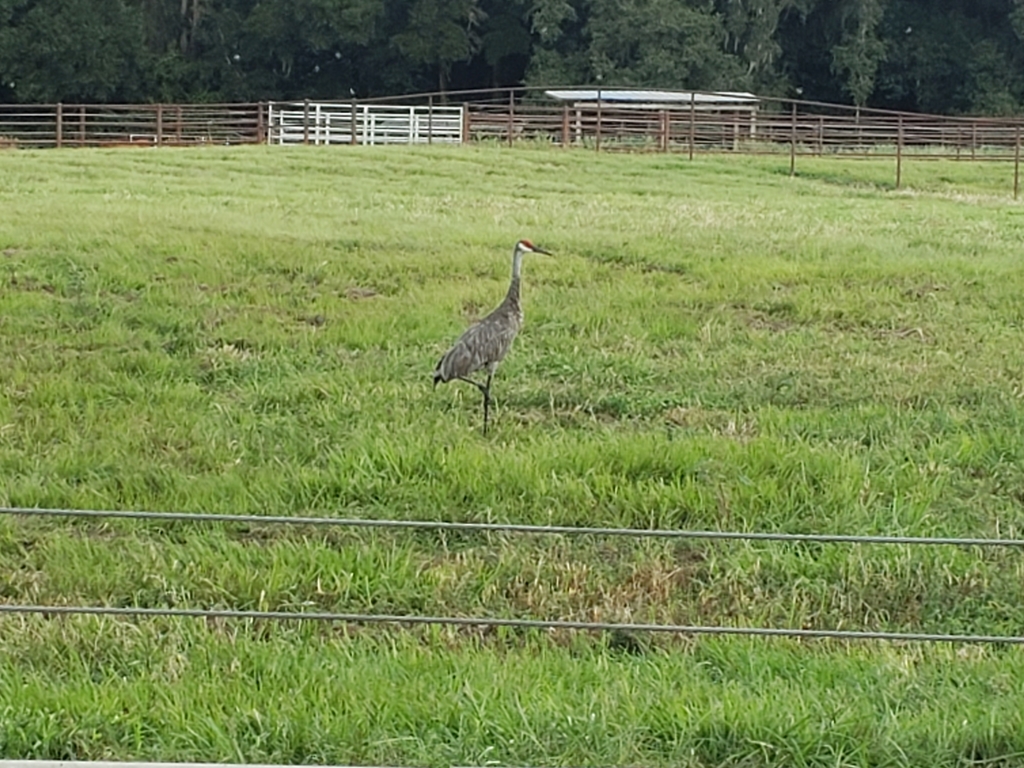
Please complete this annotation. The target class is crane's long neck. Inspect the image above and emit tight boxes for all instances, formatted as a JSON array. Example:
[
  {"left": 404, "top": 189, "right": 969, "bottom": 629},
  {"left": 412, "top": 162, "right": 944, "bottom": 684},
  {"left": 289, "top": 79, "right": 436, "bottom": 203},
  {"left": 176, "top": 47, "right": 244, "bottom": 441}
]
[{"left": 504, "top": 244, "right": 524, "bottom": 308}]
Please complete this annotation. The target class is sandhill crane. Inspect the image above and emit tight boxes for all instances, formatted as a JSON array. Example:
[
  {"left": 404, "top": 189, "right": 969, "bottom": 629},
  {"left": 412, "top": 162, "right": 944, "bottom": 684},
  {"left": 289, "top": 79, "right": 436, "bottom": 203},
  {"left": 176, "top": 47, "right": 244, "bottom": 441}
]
[{"left": 433, "top": 239, "right": 551, "bottom": 434}]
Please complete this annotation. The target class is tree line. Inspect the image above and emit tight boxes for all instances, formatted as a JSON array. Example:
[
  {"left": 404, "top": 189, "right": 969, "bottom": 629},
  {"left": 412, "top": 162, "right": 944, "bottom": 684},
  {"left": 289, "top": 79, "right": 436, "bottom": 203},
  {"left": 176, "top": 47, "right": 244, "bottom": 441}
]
[{"left": 1, "top": 0, "right": 1023, "bottom": 115}]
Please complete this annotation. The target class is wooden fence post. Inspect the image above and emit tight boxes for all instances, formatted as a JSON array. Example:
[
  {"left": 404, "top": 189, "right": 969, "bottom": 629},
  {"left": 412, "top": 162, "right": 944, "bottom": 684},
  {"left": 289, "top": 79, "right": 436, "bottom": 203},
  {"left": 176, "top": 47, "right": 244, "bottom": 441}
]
[
  {"left": 561, "top": 104, "right": 569, "bottom": 148},
  {"left": 303, "top": 99, "right": 310, "bottom": 145},
  {"left": 427, "top": 94, "right": 433, "bottom": 145},
  {"left": 789, "top": 101, "right": 797, "bottom": 176},
  {"left": 156, "top": 103, "right": 164, "bottom": 146},
  {"left": 595, "top": 86, "right": 602, "bottom": 152},
  {"left": 55, "top": 102, "right": 62, "bottom": 148},
  {"left": 462, "top": 102, "right": 470, "bottom": 144},
  {"left": 896, "top": 113, "right": 904, "bottom": 189},
  {"left": 688, "top": 92, "right": 695, "bottom": 160},
  {"left": 508, "top": 89, "right": 514, "bottom": 148},
  {"left": 256, "top": 102, "right": 265, "bottom": 144},
  {"left": 350, "top": 97, "right": 357, "bottom": 145},
  {"left": 78, "top": 105, "right": 86, "bottom": 146},
  {"left": 659, "top": 110, "right": 668, "bottom": 152},
  {"left": 1015, "top": 124, "right": 1020, "bottom": 200}
]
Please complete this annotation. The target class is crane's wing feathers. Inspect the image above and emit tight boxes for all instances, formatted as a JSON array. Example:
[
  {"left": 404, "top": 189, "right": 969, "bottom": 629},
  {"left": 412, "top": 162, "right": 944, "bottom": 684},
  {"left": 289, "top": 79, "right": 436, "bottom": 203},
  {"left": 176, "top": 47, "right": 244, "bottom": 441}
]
[{"left": 433, "top": 311, "right": 521, "bottom": 384}]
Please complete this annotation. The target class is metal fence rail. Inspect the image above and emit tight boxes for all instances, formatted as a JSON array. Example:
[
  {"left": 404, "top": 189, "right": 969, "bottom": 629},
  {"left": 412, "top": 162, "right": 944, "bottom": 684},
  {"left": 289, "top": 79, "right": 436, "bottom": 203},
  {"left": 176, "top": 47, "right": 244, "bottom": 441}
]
[
  {"left": 2, "top": 506, "right": 1022, "bottom": 549},
  {"left": 454, "top": 91, "right": 1022, "bottom": 152},
  {"left": 3, "top": 505, "right": 1023, "bottom": 645},
  {"left": 2, "top": 604, "right": 1023, "bottom": 645},
  {"left": 0, "top": 765, "right": 367, "bottom": 768},
  {"left": 0, "top": 87, "right": 1021, "bottom": 196},
  {"left": 5, "top": 87, "right": 1018, "bottom": 192},
  {"left": 268, "top": 101, "right": 463, "bottom": 145},
  {"left": 0, "top": 102, "right": 264, "bottom": 148},
  {"left": 1, "top": 87, "right": 1021, "bottom": 159}
]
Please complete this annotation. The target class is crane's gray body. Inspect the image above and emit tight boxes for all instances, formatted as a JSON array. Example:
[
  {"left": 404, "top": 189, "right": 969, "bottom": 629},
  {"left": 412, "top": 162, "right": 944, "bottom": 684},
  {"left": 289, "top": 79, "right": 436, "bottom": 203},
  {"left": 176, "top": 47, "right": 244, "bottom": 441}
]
[
  {"left": 432, "top": 276, "right": 522, "bottom": 386},
  {"left": 433, "top": 240, "right": 547, "bottom": 433}
]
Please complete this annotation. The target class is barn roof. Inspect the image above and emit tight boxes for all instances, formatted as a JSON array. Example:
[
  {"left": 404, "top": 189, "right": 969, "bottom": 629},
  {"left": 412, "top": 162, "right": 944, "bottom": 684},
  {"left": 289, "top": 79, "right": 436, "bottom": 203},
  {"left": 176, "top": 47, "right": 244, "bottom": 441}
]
[{"left": 544, "top": 89, "right": 759, "bottom": 105}]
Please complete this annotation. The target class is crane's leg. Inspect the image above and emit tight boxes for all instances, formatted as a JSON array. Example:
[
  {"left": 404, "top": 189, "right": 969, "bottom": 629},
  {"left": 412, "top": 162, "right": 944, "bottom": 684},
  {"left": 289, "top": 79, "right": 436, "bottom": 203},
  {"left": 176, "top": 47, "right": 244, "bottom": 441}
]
[
  {"left": 455, "top": 376, "right": 490, "bottom": 433},
  {"left": 456, "top": 376, "right": 488, "bottom": 396},
  {"left": 453, "top": 374, "right": 495, "bottom": 435},
  {"left": 482, "top": 371, "right": 494, "bottom": 435}
]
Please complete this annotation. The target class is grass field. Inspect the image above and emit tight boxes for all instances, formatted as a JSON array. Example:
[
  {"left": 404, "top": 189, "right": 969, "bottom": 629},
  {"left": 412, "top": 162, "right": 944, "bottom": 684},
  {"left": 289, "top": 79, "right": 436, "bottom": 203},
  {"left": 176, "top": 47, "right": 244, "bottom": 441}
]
[{"left": 2, "top": 144, "right": 1024, "bottom": 767}]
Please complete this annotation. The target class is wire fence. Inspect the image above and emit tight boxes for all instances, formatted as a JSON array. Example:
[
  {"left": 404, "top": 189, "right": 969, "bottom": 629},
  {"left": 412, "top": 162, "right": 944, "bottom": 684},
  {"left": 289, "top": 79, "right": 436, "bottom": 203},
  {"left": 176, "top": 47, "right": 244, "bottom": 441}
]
[
  {"left": 3, "top": 506, "right": 1024, "bottom": 646},
  {"left": 3, "top": 506, "right": 1024, "bottom": 549},
  {"left": 2, "top": 86, "right": 1023, "bottom": 194},
  {"left": 1, "top": 762, "right": 396, "bottom": 768},
  {"left": 2, "top": 604, "right": 1023, "bottom": 646}
]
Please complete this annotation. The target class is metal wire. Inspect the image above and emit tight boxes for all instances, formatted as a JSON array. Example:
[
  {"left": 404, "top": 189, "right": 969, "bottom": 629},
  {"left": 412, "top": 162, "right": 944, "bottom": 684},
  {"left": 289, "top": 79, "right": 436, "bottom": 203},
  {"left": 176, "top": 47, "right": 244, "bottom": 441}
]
[
  {"left": 0, "top": 764, "right": 375, "bottom": 768},
  {"left": 4, "top": 507, "right": 1022, "bottom": 645},
  {"left": 2, "top": 506, "right": 1022, "bottom": 548},
  {"left": 1, "top": 603, "right": 1022, "bottom": 645}
]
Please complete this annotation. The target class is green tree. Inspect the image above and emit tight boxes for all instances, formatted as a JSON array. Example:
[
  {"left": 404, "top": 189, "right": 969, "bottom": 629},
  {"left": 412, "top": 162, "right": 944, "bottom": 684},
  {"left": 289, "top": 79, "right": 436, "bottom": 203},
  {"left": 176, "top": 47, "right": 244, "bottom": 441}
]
[
  {"left": 583, "top": 0, "right": 745, "bottom": 88},
  {"left": 0, "top": 0, "right": 150, "bottom": 102},
  {"left": 719, "top": 0, "right": 789, "bottom": 76},
  {"left": 240, "top": 0, "right": 387, "bottom": 98},
  {"left": 393, "top": 0, "right": 483, "bottom": 93},
  {"left": 477, "top": 0, "right": 532, "bottom": 87},
  {"left": 5, "top": 0, "right": 1024, "bottom": 113},
  {"left": 876, "top": 0, "right": 1024, "bottom": 114},
  {"left": 522, "top": 0, "right": 586, "bottom": 85},
  {"left": 829, "top": 0, "right": 885, "bottom": 106}
]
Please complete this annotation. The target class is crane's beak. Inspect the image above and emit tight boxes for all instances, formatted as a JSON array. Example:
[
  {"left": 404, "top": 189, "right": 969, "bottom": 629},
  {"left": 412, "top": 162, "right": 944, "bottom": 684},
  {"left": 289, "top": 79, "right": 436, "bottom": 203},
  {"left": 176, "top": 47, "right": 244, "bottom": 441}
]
[{"left": 533, "top": 246, "right": 552, "bottom": 255}]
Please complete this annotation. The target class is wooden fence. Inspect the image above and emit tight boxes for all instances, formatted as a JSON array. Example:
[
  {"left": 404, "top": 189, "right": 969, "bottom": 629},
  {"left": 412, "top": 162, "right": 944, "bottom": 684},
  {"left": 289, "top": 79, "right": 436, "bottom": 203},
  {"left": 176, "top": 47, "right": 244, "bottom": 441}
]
[
  {"left": 1, "top": 88, "right": 1022, "bottom": 193},
  {"left": 0, "top": 102, "right": 264, "bottom": 148}
]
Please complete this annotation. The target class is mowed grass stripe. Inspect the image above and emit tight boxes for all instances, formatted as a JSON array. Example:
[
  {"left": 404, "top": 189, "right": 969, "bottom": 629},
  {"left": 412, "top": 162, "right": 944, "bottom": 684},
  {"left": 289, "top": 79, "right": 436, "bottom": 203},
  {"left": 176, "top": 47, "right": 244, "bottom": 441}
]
[
  {"left": 1, "top": 145, "right": 1024, "bottom": 765},
  {"left": 2, "top": 617, "right": 1024, "bottom": 767}
]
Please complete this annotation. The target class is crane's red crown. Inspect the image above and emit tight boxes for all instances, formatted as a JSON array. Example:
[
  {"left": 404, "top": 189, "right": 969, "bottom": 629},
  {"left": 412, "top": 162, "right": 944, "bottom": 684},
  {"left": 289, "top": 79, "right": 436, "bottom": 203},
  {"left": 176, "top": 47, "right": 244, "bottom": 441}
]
[{"left": 518, "top": 239, "right": 536, "bottom": 250}]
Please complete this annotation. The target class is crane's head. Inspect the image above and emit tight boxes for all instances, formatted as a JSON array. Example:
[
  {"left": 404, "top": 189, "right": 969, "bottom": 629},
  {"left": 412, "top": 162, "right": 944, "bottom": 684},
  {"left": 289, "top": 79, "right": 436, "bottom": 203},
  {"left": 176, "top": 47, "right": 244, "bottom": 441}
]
[{"left": 516, "top": 239, "right": 551, "bottom": 255}]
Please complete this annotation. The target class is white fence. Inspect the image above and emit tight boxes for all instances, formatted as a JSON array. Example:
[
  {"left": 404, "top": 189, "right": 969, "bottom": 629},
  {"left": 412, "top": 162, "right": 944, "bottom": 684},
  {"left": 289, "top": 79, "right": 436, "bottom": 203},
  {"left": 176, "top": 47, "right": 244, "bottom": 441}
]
[{"left": 267, "top": 101, "right": 463, "bottom": 146}]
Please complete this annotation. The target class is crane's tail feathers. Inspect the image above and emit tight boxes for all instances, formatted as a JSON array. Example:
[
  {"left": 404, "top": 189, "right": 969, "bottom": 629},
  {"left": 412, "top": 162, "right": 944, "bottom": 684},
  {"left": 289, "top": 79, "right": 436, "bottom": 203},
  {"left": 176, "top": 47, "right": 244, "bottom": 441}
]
[{"left": 432, "top": 371, "right": 443, "bottom": 389}]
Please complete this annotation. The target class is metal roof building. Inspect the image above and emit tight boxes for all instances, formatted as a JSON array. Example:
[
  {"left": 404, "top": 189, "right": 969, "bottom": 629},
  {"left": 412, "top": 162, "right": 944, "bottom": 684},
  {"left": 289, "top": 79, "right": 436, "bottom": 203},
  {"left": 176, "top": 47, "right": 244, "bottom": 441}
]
[{"left": 544, "top": 89, "right": 759, "bottom": 112}]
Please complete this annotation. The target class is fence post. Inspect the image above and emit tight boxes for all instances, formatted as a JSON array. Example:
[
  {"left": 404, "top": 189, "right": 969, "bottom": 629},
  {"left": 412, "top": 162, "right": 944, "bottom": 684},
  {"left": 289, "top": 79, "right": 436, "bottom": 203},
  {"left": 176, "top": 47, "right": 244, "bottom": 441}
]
[
  {"left": 789, "top": 101, "right": 797, "bottom": 176},
  {"left": 971, "top": 121, "right": 977, "bottom": 160},
  {"left": 462, "top": 102, "right": 470, "bottom": 144},
  {"left": 303, "top": 99, "right": 310, "bottom": 145},
  {"left": 256, "top": 101, "right": 265, "bottom": 144},
  {"left": 350, "top": 96, "right": 357, "bottom": 145},
  {"left": 562, "top": 104, "right": 569, "bottom": 147},
  {"left": 156, "top": 103, "right": 164, "bottom": 146},
  {"left": 659, "top": 110, "right": 668, "bottom": 152},
  {"left": 55, "top": 102, "right": 62, "bottom": 148},
  {"left": 508, "top": 89, "right": 514, "bottom": 148},
  {"left": 427, "top": 94, "right": 434, "bottom": 145},
  {"left": 176, "top": 105, "right": 183, "bottom": 142},
  {"left": 688, "top": 92, "right": 695, "bottom": 160},
  {"left": 78, "top": 105, "right": 86, "bottom": 146},
  {"left": 1015, "top": 124, "right": 1020, "bottom": 200},
  {"left": 595, "top": 86, "right": 602, "bottom": 152},
  {"left": 896, "top": 113, "right": 903, "bottom": 189}
]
